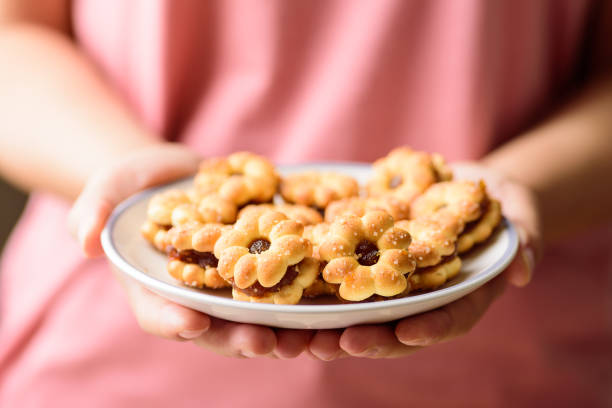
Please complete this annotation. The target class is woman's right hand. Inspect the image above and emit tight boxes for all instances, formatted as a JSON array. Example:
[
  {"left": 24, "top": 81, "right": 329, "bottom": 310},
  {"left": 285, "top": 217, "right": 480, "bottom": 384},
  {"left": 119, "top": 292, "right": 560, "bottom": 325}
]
[{"left": 68, "top": 143, "right": 312, "bottom": 358}]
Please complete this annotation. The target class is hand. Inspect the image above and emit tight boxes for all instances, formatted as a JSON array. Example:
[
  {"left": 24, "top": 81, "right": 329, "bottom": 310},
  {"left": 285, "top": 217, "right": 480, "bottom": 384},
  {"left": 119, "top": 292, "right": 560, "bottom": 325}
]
[
  {"left": 307, "top": 161, "right": 541, "bottom": 360},
  {"left": 68, "top": 143, "right": 312, "bottom": 358}
]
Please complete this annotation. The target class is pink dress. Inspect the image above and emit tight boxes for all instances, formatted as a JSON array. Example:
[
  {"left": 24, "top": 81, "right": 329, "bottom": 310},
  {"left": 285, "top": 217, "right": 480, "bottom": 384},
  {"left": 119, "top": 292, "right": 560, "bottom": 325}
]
[{"left": 2, "top": 1, "right": 611, "bottom": 406}]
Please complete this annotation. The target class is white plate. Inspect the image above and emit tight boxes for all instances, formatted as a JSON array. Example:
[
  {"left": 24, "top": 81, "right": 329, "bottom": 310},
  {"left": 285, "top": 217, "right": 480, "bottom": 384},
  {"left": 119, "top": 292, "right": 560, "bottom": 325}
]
[{"left": 101, "top": 163, "right": 518, "bottom": 329}]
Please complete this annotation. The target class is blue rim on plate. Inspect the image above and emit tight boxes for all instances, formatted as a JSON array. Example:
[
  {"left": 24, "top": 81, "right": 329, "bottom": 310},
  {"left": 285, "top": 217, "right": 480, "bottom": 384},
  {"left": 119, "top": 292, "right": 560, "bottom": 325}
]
[{"left": 101, "top": 163, "right": 519, "bottom": 314}]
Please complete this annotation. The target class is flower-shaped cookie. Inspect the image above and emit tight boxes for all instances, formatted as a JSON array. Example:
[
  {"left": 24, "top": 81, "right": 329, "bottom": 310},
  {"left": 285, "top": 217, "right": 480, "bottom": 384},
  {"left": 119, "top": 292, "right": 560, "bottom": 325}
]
[
  {"left": 141, "top": 220, "right": 172, "bottom": 252},
  {"left": 367, "top": 147, "right": 452, "bottom": 202},
  {"left": 409, "top": 256, "right": 462, "bottom": 291},
  {"left": 146, "top": 189, "right": 191, "bottom": 227},
  {"left": 324, "top": 196, "right": 410, "bottom": 223},
  {"left": 238, "top": 203, "right": 323, "bottom": 226},
  {"left": 318, "top": 210, "right": 416, "bottom": 301},
  {"left": 280, "top": 171, "right": 359, "bottom": 209},
  {"left": 456, "top": 199, "right": 502, "bottom": 253},
  {"left": 214, "top": 210, "right": 316, "bottom": 304},
  {"left": 410, "top": 180, "right": 486, "bottom": 226},
  {"left": 166, "top": 221, "right": 230, "bottom": 288},
  {"left": 171, "top": 192, "right": 238, "bottom": 225},
  {"left": 194, "top": 152, "right": 278, "bottom": 206},
  {"left": 395, "top": 214, "right": 461, "bottom": 268},
  {"left": 142, "top": 189, "right": 191, "bottom": 250}
]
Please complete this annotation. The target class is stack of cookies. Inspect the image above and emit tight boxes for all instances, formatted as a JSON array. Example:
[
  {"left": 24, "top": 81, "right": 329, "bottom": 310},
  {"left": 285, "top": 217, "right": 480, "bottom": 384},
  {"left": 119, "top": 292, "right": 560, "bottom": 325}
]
[{"left": 141, "top": 148, "right": 502, "bottom": 304}]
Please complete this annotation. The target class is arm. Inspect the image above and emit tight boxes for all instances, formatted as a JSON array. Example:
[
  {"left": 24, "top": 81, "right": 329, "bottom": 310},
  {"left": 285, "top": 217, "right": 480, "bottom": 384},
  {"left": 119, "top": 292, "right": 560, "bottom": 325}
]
[
  {"left": 0, "top": 0, "right": 156, "bottom": 199},
  {"left": 311, "top": 13, "right": 612, "bottom": 360},
  {"left": 484, "top": 75, "right": 612, "bottom": 242},
  {"left": 0, "top": 0, "right": 308, "bottom": 358},
  {"left": 311, "top": 77, "right": 612, "bottom": 359}
]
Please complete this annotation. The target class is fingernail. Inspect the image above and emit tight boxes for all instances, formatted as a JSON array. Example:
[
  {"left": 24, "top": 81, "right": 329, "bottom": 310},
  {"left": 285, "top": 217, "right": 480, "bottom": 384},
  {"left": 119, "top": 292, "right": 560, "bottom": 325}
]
[
  {"left": 310, "top": 351, "right": 337, "bottom": 361},
  {"left": 77, "top": 219, "right": 90, "bottom": 249},
  {"left": 241, "top": 351, "right": 258, "bottom": 358},
  {"left": 78, "top": 215, "right": 98, "bottom": 255},
  {"left": 362, "top": 347, "right": 381, "bottom": 358},
  {"left": 516, "top": 225, "right": 529, "bottom": 245},
  {"left": 178, "top": 329, "right": 206, "bottom": 339},
  {"left": 520, "top": 247, "right": 535, "bottom": 283}
]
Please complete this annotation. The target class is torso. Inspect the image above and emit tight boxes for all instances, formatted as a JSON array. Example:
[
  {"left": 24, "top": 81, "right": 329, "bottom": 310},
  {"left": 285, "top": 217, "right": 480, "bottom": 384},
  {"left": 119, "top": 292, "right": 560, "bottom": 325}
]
[{"left": 1, "top": 1, "right": 611, "bottom": 406}]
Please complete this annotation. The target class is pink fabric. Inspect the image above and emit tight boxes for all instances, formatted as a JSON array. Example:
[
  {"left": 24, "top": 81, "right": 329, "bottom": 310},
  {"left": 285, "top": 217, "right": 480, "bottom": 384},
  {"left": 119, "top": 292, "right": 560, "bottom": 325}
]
[{"left": 2, "top": 1, "right": 611, "bottom": 406}]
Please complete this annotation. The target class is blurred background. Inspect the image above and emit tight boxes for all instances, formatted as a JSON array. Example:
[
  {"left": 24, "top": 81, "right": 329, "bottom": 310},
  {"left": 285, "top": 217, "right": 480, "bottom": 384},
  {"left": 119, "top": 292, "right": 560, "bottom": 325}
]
[{"left": 0, "top": 180, "right": 27, "bottom": 252}]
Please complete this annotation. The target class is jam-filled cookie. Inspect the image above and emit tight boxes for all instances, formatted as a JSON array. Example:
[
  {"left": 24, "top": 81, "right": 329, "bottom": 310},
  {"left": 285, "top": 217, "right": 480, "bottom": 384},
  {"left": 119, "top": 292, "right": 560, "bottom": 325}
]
[
  {"left": 166, "top": 221, "right": 230, "bottom": 288},
  {"left": 214, "top": 210, "right": 317, "bottom": 304},
  {"left": 141, "top": 219, "right": 172, "bottom": 252},
  {"left": 301, "top": 223, "right": 339, "bottom": 298},
  {"left": 317, "top": 210, "right": 416, "bottom": 301},
  {"left": 280, "top": 171, "right": 359, "bottom": 209},
  {"left": 194, "top": 152, "right": 278, "bottom": 206},
  {"left": 302, "top": 276, "right": 339, "bottom": 298},
  {"left": 456, "top": 199, "right": 502, "bottom": 253},
  {"left": 142, "top": 189, "right": 191, "bottom": 250},
  {"left": 146, "top": 189, "right": 190, "bottom": 227},
  {"left": 172, "top": 192, "right": 238, "bottom": 225},
  {"left": 238, "top": 203, "right": 323, "bottom": 226},
  {"left": 367, "top": 147, "right": 452, "bottom": 202},
  {"left": 395, "top": 215, "right": 461, "bottom": 268},
  {"left": 410, "top": 180, "right": 486, "bottom": 225},
  {"left": 410, "top": 180, "right": 501, "bottom": 253},
  {"left": 409, "top": 256, "right": 462, "bottom": 291},
  {"left": 324, "top": 196, "right": 410, "bottom": 223},
  {"left": 395, "top": 215, "right": 463, "bottom": 292}
]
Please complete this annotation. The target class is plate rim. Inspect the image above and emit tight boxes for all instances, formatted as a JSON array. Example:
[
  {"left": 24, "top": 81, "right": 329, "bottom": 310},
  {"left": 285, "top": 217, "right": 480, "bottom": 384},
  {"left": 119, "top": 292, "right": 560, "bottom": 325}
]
[{"left": 101, "top": 162, "right": 519, "bottom": 315}]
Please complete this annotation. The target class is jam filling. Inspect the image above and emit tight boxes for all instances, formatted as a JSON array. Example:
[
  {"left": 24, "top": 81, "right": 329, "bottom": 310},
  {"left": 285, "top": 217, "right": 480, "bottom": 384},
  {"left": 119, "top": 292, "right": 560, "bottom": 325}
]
[
  {"left": 168, "top": 247, "right": 219, "bottom": 268},
  {"left": 248, "top": 238, "right": 271, "bottom": 254},
  {"left": 389, "top": 175, "right": 403, "bottom": 189},
  {"left": 234, "top": 264, "right": 300, "bottom": 297},
  {"left": 355, "top": 240, "right": 380, "bottom": 266}
]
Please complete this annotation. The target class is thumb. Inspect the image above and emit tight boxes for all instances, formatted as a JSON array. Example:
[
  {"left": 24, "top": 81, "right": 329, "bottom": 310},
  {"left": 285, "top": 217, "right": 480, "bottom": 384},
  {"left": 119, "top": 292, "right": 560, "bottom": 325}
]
[
  {"left": 68, "top": 143, "right": 201, "bottom": 257},
  {"left": 505, "top": 223, "right": 538, "bottom": 287}
]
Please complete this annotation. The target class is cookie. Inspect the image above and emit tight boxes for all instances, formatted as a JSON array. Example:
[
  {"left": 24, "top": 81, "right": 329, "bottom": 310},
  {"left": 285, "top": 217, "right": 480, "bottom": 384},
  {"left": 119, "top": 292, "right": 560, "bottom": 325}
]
[
  {"left": 410, "top": 180, "right": 487, "bottom": 226},
  {"left": 171, "top": 192, "right": 238, "bottom": 225},
  {"left": 280, "top": 171, "right": 359, "bottom": 209},
  {"left": 409, "top": 256, "right": 462, "bottom": 291},
  {"left": 324, "top": 196, "right": 410, "bottom": 223},
  {"left": 302, "top": 275, "right": 338, "bottom": 298},
  {"left": 141, "top": 189, "right": 191, "bottom": 251},
  {"left": 214, "top": 209, "right": 317, "bottom": 304},
  {"left": 194, "top": 152, "right": 278, "bottom": 206},
  {"left": 165, "top": 221, "right": 231, "bottom": 289},
  {"left": 146, "top": 189, "right": 191, "bottom": 227},
  {"left": 456, "top": 199, "right": 502, "bottom": 253},
  {"left": 367, "top": 147, "right": 452, "bottom": 202},
  {"left": 141, "top": 219, "right": 172, "bottom": 252},
  {"left": 238, "top": 203, "right": 323, "bottom": 226},
  {"left": 232, "top": 257, "right": 320, "bottom": 304},
  {"left": 317, "top": 210, "right": 416, "bottom": 301},
  {"left": 395, "top": 214, "right": 461, "bottom": 268}
]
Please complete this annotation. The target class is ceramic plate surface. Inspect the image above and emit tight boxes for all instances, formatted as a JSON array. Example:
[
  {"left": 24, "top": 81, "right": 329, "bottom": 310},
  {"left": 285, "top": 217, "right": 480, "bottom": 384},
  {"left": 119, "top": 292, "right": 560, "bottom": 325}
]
[{"left": 101, "top": 163, "right": 518, "bottom": 329}]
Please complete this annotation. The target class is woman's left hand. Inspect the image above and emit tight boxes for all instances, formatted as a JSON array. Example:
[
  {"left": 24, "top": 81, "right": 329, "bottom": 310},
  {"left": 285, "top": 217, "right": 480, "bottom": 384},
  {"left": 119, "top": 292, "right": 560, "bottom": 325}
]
[{"left": 306, "top": 162, "right": 541, "bottom": 360}]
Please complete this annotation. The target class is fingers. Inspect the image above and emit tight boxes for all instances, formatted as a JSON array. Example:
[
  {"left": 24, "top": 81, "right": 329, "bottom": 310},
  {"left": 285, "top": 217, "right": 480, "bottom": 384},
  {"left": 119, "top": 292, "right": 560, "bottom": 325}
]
[
  {"left": 451, "top": 161, "right": 542, "bottom": 287},
  {"left": 274, "top": 329, "right": 314, "bottom": 359},
  {"left": 68, "top": 143, "right": 201, "bottom": 257},
  {"left": 395, "top": 274, "right": 507, "bottom": 346},
  {"left": 339, "top": 325, "right": 421, "bottom": 358},
  {"left": 117, "top": 272, "right": 211, "bottom": 341},
  {"left": 193, "top": 318, "right": 277, "bottom": 358},
  {"left": 504, "top": 242, "right": 534, "bottom": 287},
  {"left": 308, "top": 329, "right": 347, "bottom": 361},
  {"left": 114, "top": 267, "right": 283, "bottom": 357}
]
